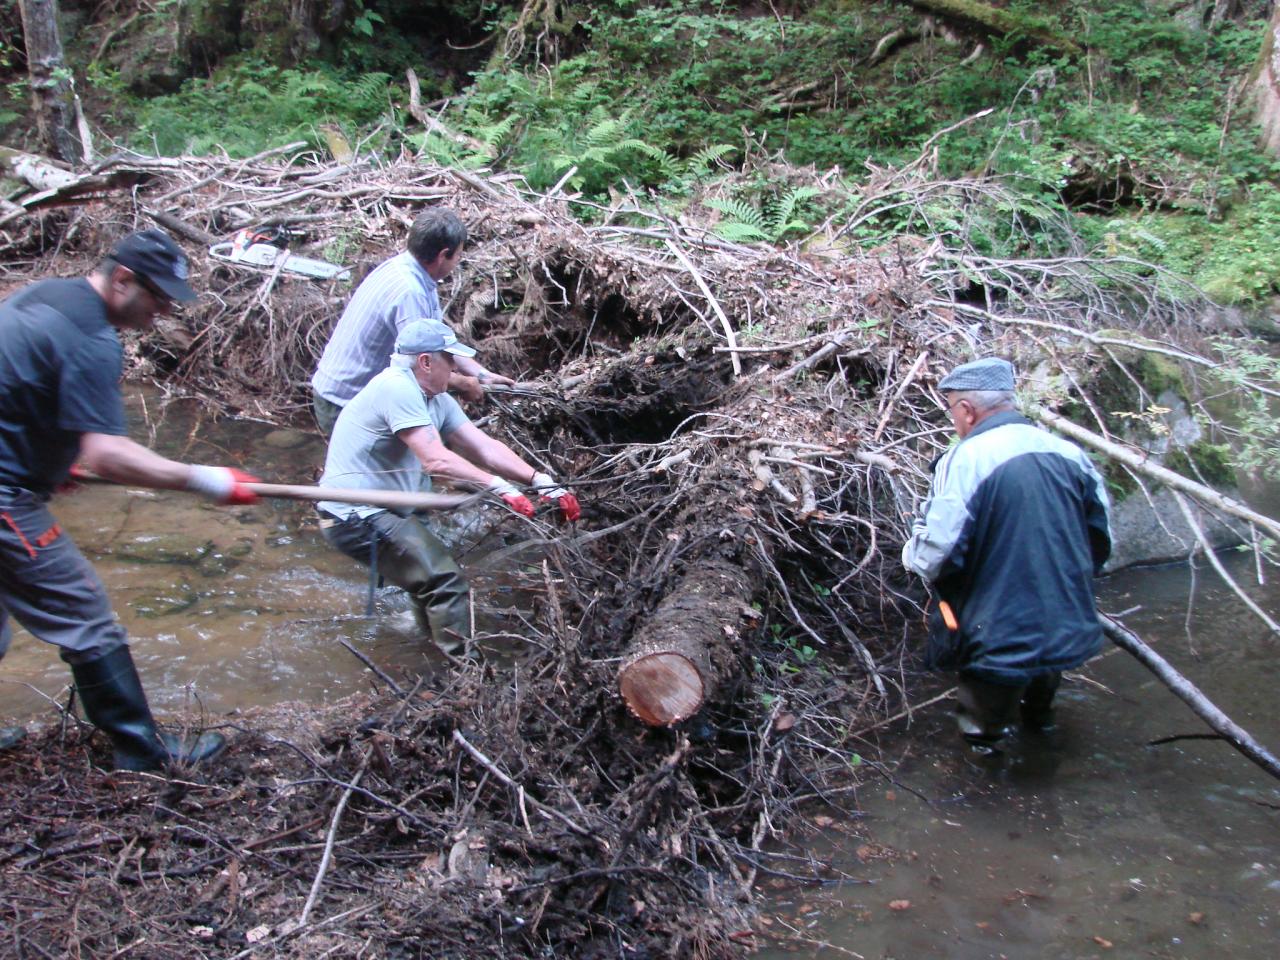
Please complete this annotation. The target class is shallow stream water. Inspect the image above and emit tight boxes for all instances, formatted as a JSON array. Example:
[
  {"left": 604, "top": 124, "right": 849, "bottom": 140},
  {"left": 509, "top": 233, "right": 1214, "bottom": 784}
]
[
  {"left": 0, "top": 386, "right": 519, "bottom": 721},
  {"left": 755, "top": 553, "right": 1279, "bottom": 959},
  {"left": 2, "top": 389, "right": 1277, "bottom": 958}
]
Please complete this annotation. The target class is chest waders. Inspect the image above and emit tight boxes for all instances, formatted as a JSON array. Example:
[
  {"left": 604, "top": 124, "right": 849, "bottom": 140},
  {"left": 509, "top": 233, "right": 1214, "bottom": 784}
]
[{"left": 323, "top": 510, "right": 471, "bottom": 656}]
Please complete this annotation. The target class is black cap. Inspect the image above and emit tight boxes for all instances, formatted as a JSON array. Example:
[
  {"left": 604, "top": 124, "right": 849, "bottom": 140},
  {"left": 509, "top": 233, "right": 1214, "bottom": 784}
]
[{"left": 110, "top": 229, "right": 198, "bottom": 302}]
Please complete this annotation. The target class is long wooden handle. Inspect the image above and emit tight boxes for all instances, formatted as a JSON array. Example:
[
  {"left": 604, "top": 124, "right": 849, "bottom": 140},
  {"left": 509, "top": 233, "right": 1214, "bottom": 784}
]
[{"left": 245, "top": 482, "right": 477, "bottom": 512}]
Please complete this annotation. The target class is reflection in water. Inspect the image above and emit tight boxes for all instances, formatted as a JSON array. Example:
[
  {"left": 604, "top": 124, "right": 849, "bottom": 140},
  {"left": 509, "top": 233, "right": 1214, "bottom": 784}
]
[
  {"left": 0, "top": 388, "right": 519, "bottom": 722},
  {"left": 756, "top": 557, "right": 1279, "bottom": 959}
]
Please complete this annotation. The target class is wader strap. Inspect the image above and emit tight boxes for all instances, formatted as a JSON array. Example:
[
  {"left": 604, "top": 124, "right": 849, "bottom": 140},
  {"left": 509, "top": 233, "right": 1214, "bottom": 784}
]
[{"left": 365, "top": 522, "right": 379, "bottom": 617}]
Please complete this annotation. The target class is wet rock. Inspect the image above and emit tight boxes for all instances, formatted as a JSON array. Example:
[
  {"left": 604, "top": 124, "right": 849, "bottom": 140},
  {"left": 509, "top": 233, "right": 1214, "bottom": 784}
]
[
  {"left": 111, "top": 534, "right": 215, "bottom": 565},
  {"left": 261, "top": 429, "right": 314, "bottom": 450},
  {"left": 129, "top": 582, "right": 199, "bottom": 618},
  {"left": 1104, "top": 486, "right": 1248, "bottom": 572}
]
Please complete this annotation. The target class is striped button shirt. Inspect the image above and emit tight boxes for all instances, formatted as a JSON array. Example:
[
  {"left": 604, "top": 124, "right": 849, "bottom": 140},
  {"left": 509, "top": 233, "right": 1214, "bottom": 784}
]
[{"left": 311, "top": 251, "right": 441, "bottom": 404}]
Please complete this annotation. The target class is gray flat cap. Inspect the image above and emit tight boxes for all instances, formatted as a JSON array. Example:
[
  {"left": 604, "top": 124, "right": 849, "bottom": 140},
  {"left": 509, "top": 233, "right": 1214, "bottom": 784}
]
[{"left": 938, "top": 357, "right": 1015, "bottom": 392}]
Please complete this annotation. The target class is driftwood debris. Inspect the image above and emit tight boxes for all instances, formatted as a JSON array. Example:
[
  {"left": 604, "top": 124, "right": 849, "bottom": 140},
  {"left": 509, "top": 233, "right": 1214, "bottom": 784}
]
[
  {"left": 618, "top": 559, "right": 753, "bottom": 726},
  {"left": 0, "top": 141, "right": 1277, "bottom": 957}
]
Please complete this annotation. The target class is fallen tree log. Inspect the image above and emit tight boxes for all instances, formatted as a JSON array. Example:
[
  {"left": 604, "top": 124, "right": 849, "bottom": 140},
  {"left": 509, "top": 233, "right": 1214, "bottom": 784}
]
[
  {"left": 618, "top": 559, "right": 753, "bottom": 726},
  {"left": 0, "top": 148, "right": 153, "bottom": 227},
  {"left": 905, "top": 0, "right": 1081, "bottom": 57},
  {"left": 1028, "top": 404, "right": 1280, "bottom": 545},
  {"left": 0, "top": 146, "right": 78, "bottom": 191},
  {"left": 1101, "top": 614, "right": 1280, "bottom": 781}
]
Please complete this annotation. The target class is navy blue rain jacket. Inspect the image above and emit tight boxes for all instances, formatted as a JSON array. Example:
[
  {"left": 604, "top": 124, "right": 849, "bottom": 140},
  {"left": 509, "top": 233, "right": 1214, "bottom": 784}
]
[{"left": 901, "top": 410, "right": 1112, "bottom": 685}]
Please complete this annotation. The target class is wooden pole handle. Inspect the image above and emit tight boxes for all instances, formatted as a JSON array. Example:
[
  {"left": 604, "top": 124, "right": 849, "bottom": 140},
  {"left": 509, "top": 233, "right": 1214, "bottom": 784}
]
[{"left": 244, "top": 482, "right": 477, "bottom": 512}]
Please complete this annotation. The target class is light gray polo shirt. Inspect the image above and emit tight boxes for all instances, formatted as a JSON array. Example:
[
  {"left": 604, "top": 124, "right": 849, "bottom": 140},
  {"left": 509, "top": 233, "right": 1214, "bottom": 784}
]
[{"left": 318, "top": 363, "right": 468, "bottom": 521}]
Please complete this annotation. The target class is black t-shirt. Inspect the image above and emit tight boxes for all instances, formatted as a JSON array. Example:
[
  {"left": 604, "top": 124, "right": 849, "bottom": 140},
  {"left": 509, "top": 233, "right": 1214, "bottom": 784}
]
[{"left": 0, "top": 277, "right": 127, "bottom": 495}]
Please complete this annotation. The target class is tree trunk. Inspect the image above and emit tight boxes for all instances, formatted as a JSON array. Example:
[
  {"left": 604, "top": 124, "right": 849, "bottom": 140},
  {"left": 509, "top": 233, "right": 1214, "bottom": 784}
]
[
  {"left": 1254, "top": 3, "right": 1280, "bottom": 156},
  {"left": 617, "top": 560, "right": 753, "bottom": 727},
  {"left": 16, "top": 0, "right": 81, "bottom": 165}
]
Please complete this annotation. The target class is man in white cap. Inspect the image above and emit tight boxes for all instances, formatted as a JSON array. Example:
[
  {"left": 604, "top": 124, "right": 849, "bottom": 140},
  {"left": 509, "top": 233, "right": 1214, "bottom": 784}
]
[
  {"left": 0, "top": 229, "right": 259, "bottom": 769},
  {"left": 902, "top": 357, "right": 1112, "bottom": 756},
  {"left": 317, "top": 318, "right": 580, "bottom": 657}
]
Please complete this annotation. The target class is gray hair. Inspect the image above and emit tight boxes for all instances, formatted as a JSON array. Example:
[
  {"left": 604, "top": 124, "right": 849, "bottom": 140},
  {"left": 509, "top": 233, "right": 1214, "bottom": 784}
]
[
  {"left": 949, "top": 389, "right": 1015, "bottom": 413},
  {"left": 408, "top": 208, "right": 467, "bottom": 263}
]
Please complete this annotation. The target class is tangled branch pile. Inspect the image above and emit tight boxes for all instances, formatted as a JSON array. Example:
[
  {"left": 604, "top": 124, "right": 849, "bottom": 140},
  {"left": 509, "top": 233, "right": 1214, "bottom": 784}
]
[{"left": 0, "top": 146, "right": 1266, "bottom": 957}]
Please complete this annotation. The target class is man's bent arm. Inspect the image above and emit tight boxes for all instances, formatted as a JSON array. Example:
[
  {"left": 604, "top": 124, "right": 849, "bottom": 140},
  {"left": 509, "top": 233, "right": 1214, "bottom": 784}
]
[
  {"left": 453, "top": 354, "right": 515, "bottom": 386},
  {"left": 441, "top": 421, "right": 538, "bottom": 485},
  {"left": 399, "top": 423, "right": 530, "bottom": 489}
]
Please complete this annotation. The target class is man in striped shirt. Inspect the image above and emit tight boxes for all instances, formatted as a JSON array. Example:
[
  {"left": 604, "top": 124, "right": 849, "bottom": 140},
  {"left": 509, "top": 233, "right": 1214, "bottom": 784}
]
[{"left": 310, "top": 208, "right": 514, "bottom": 435}]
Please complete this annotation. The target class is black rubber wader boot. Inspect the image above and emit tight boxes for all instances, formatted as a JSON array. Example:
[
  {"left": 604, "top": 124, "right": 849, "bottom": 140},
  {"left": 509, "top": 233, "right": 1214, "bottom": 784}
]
[{"left": 70, "top": 646, "right": 225, "bottom": 772}]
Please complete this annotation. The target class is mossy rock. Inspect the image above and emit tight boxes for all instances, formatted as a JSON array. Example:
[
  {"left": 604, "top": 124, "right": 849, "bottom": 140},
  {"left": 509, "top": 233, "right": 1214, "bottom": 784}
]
[
  {"left": 195, "top": 538, "right": 253, "bottom": 576},
  {"left": 112, "top": 535, "right": 215, "bottom": 565},
  {"left": 112, "top": 11, "right": 187, "bottom": 97},
  {"left": 261, "top": 428, "right": 314, "bottom": 450},
  {"left": 1163, "top": 439, "right": 1236, "bottom": 488},
  {"left": 129, "top": 582, "right": 199, "bottom": 618}
]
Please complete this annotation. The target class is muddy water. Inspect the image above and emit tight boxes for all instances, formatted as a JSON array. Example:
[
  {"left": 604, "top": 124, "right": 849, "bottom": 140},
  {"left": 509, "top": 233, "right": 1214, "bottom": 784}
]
[
  {"left": 0, "top": 387, "right": 520, "bottom": 722},
  {"left": 759, "top": 557, "right": 1279, "bottom": 959}
]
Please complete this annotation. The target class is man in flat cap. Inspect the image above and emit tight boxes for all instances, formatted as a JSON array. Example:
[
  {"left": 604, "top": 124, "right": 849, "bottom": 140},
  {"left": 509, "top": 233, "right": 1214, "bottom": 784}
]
[
  {"left": 0, "top": 229, "right": 259, "bottom": 770},
  {"left": 902, "top": 357, "right": 1112, "bottom": 756},
  {"left": 317, "top": 318, "right": 580, "bottom": 658}
]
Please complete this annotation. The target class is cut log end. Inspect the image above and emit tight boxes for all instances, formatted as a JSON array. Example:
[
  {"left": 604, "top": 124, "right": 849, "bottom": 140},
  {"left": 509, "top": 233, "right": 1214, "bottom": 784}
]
[{"left": 618, "top": 652, "right": 705, "bottom": 727}]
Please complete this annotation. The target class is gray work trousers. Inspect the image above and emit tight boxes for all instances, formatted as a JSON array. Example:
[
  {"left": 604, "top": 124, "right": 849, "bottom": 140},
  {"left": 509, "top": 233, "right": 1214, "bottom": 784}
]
[
  {"left": 0, "top": 486, "right": 128, "bottom": 666},
  {"left": 954, "top": 672, "right": 1061, "bottom": 745},
  {"left": 322, "top": 509, "right": 471, "bottom": 654}
]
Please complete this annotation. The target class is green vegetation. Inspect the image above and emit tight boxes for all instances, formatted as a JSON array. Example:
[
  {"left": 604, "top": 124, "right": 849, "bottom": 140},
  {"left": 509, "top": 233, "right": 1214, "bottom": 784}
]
[
  {"left": 125, "top": 61, "right": 394, "bottom": 157},
  {"left": 7, "top": 1, "right": 1280, "bottom": 301}
]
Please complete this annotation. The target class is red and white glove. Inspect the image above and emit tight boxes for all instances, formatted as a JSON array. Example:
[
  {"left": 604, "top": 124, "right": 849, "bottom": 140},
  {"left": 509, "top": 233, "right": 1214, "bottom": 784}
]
[
  {"left": 531, "top": 471, "right": 581, "bottom": 522},
  {"left": 186, "top": 465, "right": 261, "bottom": 505},
  {"left": 487, "top": 477, "right": 534, "bottom": 518}
]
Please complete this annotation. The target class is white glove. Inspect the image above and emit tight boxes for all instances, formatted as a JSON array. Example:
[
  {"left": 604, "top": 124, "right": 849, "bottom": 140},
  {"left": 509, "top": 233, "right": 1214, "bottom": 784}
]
[
  {"left": 531, "top": 471, "right": 569, "bottom": 499},
  {"left": 185, "top": 465, "right": 260, "bottom": 505},
  {"left": 486, "top": 476, "right": 522, "bottom": 498}
]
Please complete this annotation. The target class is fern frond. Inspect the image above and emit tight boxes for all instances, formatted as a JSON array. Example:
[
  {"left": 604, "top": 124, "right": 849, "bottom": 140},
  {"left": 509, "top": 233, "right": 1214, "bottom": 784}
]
[
  {"left": 705, "top": 197, "right": 765, "bottom": 230},
  {"left": 585, "top": 117, "right": 627, "bottom": 147},
  {"left": 715, "top": 222, "right": 771, "bottom": 242},
  {"left": 614, "top": 138, "right": 666, "bottom": 159},
  {"left": 687, "top": 144, "right": 737, "bottom": 172},
  {"left": 351, "top": 72, "right": 392, "bottom": 110},
  {"left": 476, "top": 114, "right": 519, "bottom": 147}
]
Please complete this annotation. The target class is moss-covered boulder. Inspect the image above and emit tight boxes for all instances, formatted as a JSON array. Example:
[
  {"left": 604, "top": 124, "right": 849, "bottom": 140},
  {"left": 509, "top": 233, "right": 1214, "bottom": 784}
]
[
  {"left": 110, "top": 534, "right": 215, "bottom": 565},
  {"left": 1036, "top": 343, "right": 1248, "bottom": 570}
]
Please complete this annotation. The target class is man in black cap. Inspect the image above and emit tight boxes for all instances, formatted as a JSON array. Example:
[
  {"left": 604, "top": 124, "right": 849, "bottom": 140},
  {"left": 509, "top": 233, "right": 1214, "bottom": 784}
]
[
  {"left": 0, "top": 228, "right": 260, "bottom": 770},
  {"left": 902, "top": 357, "right": 1112, "bottom": 756}
]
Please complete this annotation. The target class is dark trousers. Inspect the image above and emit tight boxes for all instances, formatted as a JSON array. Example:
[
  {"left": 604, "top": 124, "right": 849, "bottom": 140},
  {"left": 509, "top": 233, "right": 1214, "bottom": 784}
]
[
  {"left": 0, "top": 486, "right": 128, "bottom": 666},
  {"left": 322, "top": 510, "right": 471, "bottom": 654},
  {"left": 954, "top": 672, "right": 1061, "bottom": 745},
  {"left": 312, "top": 391, "right": 343, "bottom": 438}
]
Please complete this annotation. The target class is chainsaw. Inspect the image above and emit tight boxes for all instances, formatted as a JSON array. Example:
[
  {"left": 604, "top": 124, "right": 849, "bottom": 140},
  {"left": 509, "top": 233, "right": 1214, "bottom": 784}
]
[{"left": 209, "top": 226, "right": 351, "bottom": 281}]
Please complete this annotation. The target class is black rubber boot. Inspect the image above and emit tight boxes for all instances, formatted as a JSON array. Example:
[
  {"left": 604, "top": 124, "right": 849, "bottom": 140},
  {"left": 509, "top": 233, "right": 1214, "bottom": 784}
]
[
  {"left": 0, "top": 726, "right": 26, "bottom": 751},
  {"left": 1020, "top": 672, "right": 1062, "bottom": 733},
  {"left": 70, "top": 646, "right": 225, "bottom": 772}
]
